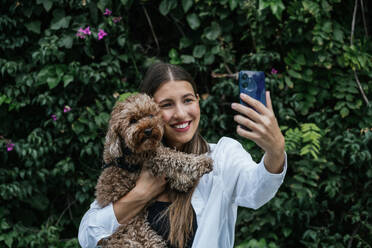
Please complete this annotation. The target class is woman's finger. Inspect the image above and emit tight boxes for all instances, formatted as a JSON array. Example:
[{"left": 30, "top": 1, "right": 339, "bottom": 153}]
[
  {"left": 239, "top": 93, "right": 270, "bottom": 115},
  {"left": 234, "top": 114, "right": 263, "bottom": 133},
  {"left": 266, "top": 91, "right": 274, "bottom": 113},
  {"left": 236, "top": 125, "right": 260, "bottom": 141},
  {"left": 231, "top": 103, "right": 261, "bottom": 123}
]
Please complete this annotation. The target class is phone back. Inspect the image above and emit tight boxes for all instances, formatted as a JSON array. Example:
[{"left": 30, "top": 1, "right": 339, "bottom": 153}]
[{"left": 238, "top": 71, "right": 266, "bottom": 106}]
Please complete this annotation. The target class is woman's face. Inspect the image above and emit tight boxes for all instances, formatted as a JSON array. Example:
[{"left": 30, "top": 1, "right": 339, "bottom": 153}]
[{"left": 153, "top": 80, "right": 200, "bottom": 150}]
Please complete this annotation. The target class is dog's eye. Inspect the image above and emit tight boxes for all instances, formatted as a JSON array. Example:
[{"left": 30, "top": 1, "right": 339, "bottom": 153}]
[{"left": 129, "top": 118, "right": 137, "bottom": 124}]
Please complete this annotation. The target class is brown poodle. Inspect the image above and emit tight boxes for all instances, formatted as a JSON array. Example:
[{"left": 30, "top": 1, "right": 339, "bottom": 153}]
[{"left": 95, "top": 93, "right": 213, "bottom": 247}]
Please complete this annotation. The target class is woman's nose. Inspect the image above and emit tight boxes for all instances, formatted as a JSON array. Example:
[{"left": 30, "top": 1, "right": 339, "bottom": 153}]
[{"left": 173, "top": 104, "right": 187, "bottom": 119}]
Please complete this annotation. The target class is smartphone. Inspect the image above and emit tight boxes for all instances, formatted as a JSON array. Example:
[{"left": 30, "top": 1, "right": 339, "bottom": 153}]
[{"left": 238, "top": 71, "right": 266, "bottom": 107}]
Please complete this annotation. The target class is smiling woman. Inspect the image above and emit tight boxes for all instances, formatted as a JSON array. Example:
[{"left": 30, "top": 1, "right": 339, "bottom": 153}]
[
  {"left": 153, "top": 80, "right": 201, "bottom": 150},
  {"left": 78, "top": 62, "right": 287, "bottom": 248}
]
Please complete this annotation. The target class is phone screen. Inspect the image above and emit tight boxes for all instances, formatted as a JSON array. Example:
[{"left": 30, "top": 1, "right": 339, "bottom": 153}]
[{"left": 238, "top": 71, "right": 266, "bottom": 107}]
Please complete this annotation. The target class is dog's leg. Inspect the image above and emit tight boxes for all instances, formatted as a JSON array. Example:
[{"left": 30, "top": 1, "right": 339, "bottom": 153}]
[
  {"left": 102, "top": 211, "right": 166, "bottom": 248},
  {"left": 148, "top": 146, "right": 213, "bottom": 192}
]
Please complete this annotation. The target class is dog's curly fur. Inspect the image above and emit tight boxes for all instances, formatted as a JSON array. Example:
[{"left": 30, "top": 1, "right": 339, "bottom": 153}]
[{"left": 95, "top": 93, "right": 213, "bottom": 247}]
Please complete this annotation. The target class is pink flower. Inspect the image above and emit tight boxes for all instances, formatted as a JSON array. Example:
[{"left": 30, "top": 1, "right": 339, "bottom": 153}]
[
  {"left": 64, "top": 105, "right": 71, "bottom": 113},
  {"left": 76, "top": 28, "right": 86, "bottom": 39},
  {"left": 6, "top": 143, "right": 15, "bottom": 152},
  {"left": 83, "top": 26, "right": 91, "bottom": 35},
  {"left": 113, "top": 16, "right": 122, "bottom": 23},
  {"left": 104, "top": 8, "right": 112, "bottom": 16},
  {"left": 76, "top": 27, "right": 91, "bottom": 39},
  {"left": 271, "top": 68, "right": 278, "bottom": 74},
  {"left": 98, "top": 29, "right": 107, "bottom": 40},
  {"left": 51, "top": 114, "right": 58, "bottom": 121}
]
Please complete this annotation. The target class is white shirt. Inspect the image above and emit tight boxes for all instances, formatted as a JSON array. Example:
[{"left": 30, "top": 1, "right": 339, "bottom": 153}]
[{"left": 78, "top": 137, "right": 287, "bottom": 248}]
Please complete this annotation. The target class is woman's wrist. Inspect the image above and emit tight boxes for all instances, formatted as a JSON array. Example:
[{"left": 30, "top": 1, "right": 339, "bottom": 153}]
[
  {"left": 125, "top": 185, "right": 152, "bottom": 203},
  {"left": 263, "top": 149, "right": 285, "bottom": 174}
]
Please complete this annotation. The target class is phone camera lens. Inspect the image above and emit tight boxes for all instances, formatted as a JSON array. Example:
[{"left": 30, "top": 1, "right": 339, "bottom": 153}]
[
  {"left": 242, "top": 73, "right": 248, "bottom": 80},
  {"left": 246, "top": 78, "right": 257, "bottom": 92}
]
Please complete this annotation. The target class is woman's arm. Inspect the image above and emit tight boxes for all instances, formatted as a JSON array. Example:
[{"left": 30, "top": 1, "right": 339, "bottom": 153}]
[
  {"left": 78, "top": 169, "right": 166, "bottom": 248},
  {"left": 231, "top": 91, "right": 285, "bottom": 174}
]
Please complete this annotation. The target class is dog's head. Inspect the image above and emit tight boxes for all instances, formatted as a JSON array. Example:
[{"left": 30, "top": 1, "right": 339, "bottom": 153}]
[{"left": 104, "top": 93, "right": 164, "bottom": 160}]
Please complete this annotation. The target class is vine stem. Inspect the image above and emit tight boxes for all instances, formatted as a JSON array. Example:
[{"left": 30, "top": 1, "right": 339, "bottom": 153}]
[
  {"left": 350, "top": 0, "right": 370, "bottom": 106},
  {"left": 142, "top": 5, "right": 160, "bottom": 55},
  {"left": 347, "top": 222, "right": 361, "bottom": 248},
  {"left": 359, "top": 0, "right": 368, "bottom": 37}
]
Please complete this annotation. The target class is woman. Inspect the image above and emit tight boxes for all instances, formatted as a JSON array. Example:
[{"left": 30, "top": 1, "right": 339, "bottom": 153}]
[{"left": 78, "top": 62, "right": 287, "bottom": 248}]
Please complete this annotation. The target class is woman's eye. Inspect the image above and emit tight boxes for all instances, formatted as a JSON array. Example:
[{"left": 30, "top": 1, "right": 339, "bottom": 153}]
[
  {"left": 129, "top": 118, "right": 137, "bottom": 124},
  {"left": 160, "top": 103, "right": 172, "bottom": 108},
  {"left": 184, "top": 98, "right": 194, "bottom": 103},
  {"left": 148, "top": 114, "right": 154, "bottom": 118}
]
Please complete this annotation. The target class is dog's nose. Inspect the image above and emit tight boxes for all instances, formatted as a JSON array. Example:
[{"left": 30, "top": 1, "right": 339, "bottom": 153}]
[{"left": 144, "top": 128, "right": 152, "bottom": 136}]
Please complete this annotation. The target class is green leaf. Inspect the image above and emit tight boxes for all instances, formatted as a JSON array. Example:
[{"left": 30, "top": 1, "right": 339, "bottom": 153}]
[
  {"left": 186, "top": 13, "right": 200, "bottom": 30},
  {"left": 169, "top": 48, "right": 178, "bottom": 59},
  {"left": 181, "top": 55, "right": 195, "bottom": 64},
  {"left": 204, "top": 53, "right": 215, "bottom": 65},
  {"left": 25, "top": 21, "right": 41, "bottom": 34},
  {"left": 179, "top": 37, "right": 193, "bottom": 49},
  {"left": 284, "top": 76, "right": 294, "bottom": 88},
  {"left": 159, "top": 0, "right": 177, "bottom": 16},
  {"left": 270, "top": 0, "right": 285, "bottom": 20},
  {"left": 205, "top": 22, "right": 221, "bottom": 40},
  {"left": 333, "top": 27, "right": 344, "bottom": 42},
  {"left": 182, "top": 0, "right": 193, "bottom": 12},
  {"left": 5, "top": 236, "right": 13, "bottom": 248},
  {"left": 229, "top": 0, "right": 238, "bottom": 10},
  {"left": 340, "top": 107, "right": 349, "bottom": 118},
  {"left": 63, "top": 75, "right": 74, "bottom": 87},
  {"left": 259, "top": 0, "right": 271, "bottom": 10},
  {"left": 193, "top": 45, "right": 206, "bottom": 58},
  {"left": 117, "top": 34, "right": 126, "bottom": 47},
  {"left": 50, "top": 9, "right": 71, "bottom": 30},
  {"left": 97, "top": 0, "right": 110, "bottom": 12},
  {"left": 288, "top": 69, "right": 302, "bottom": 79},
  {"left": 119, "top": 92, "right": 138, "bottom": 102},
  {"left": 47, "top": 77, "right": 61, "bottom": 89},
  {"left": 37, "top": 0, "right": 53, "bottom": 12},
  {"left": 59, "top": 34, "right": 73, "bottom": 48}
]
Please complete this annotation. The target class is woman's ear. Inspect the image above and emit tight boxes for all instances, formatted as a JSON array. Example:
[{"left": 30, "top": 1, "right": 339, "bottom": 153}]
[{"left": 196, "top": 93, "right": 200, "bottom": 101}]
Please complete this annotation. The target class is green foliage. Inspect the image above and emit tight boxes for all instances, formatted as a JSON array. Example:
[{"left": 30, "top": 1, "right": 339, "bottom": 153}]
[{"left": 1, "top": 0, "right": 371, "bottom": 247}]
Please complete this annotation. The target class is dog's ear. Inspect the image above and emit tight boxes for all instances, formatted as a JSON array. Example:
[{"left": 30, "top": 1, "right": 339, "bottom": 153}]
[{"left": 103, "top": 124, "right": 122, "bottom": 163}]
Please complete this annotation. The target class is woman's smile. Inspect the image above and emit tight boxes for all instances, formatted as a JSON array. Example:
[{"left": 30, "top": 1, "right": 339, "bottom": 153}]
[{"left": 171, "top": 121, "right": 192, "bottom": 131}]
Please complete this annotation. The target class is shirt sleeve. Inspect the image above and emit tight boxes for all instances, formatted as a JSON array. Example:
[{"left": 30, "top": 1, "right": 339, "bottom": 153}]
[
  {"left": 78, "top": 201, "right": 120, "bottom": 248},
  {"left": 213, "top": 137, "right": 287, "bottom": 209}
]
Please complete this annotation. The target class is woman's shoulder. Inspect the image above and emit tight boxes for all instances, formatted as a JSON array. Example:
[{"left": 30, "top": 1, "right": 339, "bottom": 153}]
[{"left": 208, "top": 136, "right": 244, "bottom": 155}]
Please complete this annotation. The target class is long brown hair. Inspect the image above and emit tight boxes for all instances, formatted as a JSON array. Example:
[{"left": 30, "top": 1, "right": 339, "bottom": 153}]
[{"left": 139, "top": 62, "right": 210, "bottom": 247}]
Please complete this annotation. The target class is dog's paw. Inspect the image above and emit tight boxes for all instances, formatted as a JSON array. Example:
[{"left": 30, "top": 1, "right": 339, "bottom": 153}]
[{"left": 195, "top": 154, "right": 213, "bottom": 175}]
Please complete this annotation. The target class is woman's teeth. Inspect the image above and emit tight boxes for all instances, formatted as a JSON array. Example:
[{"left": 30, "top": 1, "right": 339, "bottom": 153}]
[{"left": 174, "top": 122, "right": 189, "bottom": 128}]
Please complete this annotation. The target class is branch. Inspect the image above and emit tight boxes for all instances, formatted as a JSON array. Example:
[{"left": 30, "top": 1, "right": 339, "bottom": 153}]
[
  {"left": 56, "top": 199, "right": 77, "bottom": 226},
  {"left": 353, "top": 69, "right": 369, "bottom": 106},
  {"left": 359, "top": 0, "right": 368, "bottom": 37},
  {"left": 170, "top": 14, "right": 186, "bottom": 37},
  {"left": 350, "top": 0, "right": 370, "bottom": 106},
  {"left": 347, "top": 222, "right": 361, "bottom": 248},
  {"left": 142, "top": 5, "right": 160, "bottom": 55},
  {"left": 350, "top": 0, "right": 358, "bottom": 46}
]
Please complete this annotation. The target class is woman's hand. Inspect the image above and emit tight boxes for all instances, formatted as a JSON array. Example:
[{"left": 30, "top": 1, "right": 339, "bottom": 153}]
[
  {"left": 133, "top": 169, "right": 167, "bottom": 201},
  {"left": 231, "top": 92, "right": 285, "bottom": 173},
  {"left": 113, "top": 169, "right": 166, "bottom": 224}
]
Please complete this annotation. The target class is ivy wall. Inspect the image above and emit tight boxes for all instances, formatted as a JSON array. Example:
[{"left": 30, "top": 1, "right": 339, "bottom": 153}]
[{"left": 1, "top": 0, "right": 371, "bottom": 247}]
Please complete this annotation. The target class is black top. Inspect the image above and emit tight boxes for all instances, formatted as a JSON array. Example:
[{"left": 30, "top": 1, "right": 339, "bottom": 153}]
[{"left": 147, "top": 201, "right": 197, "bottom": 248}]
